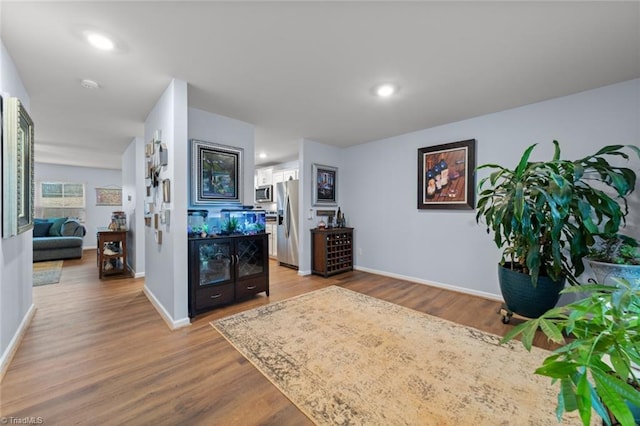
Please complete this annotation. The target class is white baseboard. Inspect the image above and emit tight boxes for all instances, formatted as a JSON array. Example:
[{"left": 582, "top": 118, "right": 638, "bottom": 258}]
[
  {"left": 0, "top": 304, "right": 36, "bottom": 382},
  {"left": 143, "top": 285, "right": 190, "bottom": 330},
  {"left": 134, "top": 271, "right": 145, "bottom": 279},
  {"left": 297, "top": 269, "right": 311, "bottom": 276},
  {"left": 353, "top": 265, "right": 502, "bottom": 302}
]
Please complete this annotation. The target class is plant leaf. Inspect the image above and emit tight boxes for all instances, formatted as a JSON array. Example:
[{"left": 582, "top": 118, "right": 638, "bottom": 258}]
[
  {"left": 515, "top": 143, "right": 538, "bottom": 178},
  {"left": 559, "top": 376, "right": 579, "bottom": 412},
  {"left": 538, "top": 318, "right": 565, "bottom": 345},
  {"left": 592, "top": 369, "right": 639, "bottom": 426},
  {"left": 576, "top": 372, "right": 593, "bottom": 426},
  {"left": 500, "top": 320, "right": 537, "bottom": 350}
]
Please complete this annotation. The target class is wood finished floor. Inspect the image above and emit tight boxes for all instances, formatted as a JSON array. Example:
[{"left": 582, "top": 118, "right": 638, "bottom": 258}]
[{"left": 0, "top": 250, "right": 554, "bottom": 425}]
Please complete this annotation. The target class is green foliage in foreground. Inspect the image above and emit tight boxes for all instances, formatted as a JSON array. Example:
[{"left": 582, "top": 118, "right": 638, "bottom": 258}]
[{"left": 502, "top": 279, "right": 640, "bottom": 426}]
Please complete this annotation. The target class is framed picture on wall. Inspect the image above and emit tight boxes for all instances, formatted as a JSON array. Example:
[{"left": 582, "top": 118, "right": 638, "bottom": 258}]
[
  {"left": 417, "top": 139, "right": 476, "bottom": 210},
  {"left": 95, "top": 187, "right": 122, "bottom": 206},
  {"left": 162, "top": 179, "right": 171, "bottom": 203},
  {"left": 312, "top": 163, "right": 337, "bottom": 206},
  {"left": 3, "top": 96, "right": 35, "bottom": 238},
  {"left": 191, "top": 139, "right": 243, "bottom": 205}
]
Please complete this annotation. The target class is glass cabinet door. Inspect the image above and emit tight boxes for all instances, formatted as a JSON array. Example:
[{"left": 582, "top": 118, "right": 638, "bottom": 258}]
[
  {"left": 237, "top": 237, "right": 265, "bottom": 279},
  {"left": 198, "top": 240, "right": 232, "bottom": 286}
]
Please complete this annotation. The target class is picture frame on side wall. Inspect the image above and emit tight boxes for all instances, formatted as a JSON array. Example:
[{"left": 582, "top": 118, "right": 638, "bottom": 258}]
[
  {"left": 191, "top": 139, "right": 243, "bottom": 205},
  {"left": 312, "top": 163, "right": 337, "bottom": 206},
  {"left": 2, "top": 96, "right": 35, "bottom": 238},
  {"left": 162, "top": 179, "right": 171, "bottom": 203},
  {"left": 417, "top": 139, "right": 476, "bottom": 210}
]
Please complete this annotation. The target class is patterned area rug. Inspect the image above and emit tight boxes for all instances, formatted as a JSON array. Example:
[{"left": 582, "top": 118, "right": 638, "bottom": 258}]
[
  {"left": 33, "top": 260, "right": 64, "bottom": 286},
  {"left": 212, "top": 286, "right": 593, "bottom": 425}
]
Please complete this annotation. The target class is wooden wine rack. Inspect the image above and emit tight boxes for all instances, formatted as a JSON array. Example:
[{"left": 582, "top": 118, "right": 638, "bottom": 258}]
[{"left": 310, "top": 227, "right": 354, "bottom": 277}]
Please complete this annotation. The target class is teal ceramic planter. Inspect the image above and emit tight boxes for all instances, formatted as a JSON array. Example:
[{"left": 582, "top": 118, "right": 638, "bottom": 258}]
[{"left": 498, "top": 263, "right": 565, "bottom": 319}]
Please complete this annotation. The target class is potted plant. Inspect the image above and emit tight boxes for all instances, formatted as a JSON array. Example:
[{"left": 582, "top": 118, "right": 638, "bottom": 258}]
[
  {"left": 587, "top": 234, "right": 640, "bottom": 284},
  {"left": 221, "top": 217, "right": 239, "bottom": 235},
  {"left": 501, "top": 279, "right": 640, "bottom": 426},
  {"left": 476, "top": 141, "right": 639, "bottom": 321}
]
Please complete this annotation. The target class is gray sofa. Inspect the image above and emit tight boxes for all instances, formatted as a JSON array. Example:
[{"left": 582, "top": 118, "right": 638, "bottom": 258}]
[{"left": 33, "top": 218, "right": 86, "bottom": 262}]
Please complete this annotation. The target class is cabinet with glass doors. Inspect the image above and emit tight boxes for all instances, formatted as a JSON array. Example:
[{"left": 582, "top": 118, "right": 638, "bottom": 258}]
[{"left": 188, "top": 233, "right": 269, "bottom": 318}]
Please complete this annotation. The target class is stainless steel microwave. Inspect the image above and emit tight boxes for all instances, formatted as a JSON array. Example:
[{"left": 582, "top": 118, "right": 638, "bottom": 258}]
[{"left": 255, "top": 185, "right": 273, "bottom": 203}]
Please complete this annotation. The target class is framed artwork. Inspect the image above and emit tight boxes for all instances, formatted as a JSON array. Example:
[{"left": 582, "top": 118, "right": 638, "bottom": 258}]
[
  {"left": 162, "top": 179, "right": 171, "bottom": 203},
  {"left": 312, "top": 163, "right": 337, "bottom": 206},
  {"left": 2, "top": 96, "right": 35, "bottom": 238},
  {"left": 417, "top": 139, "right": 476, "bottom": 210},
  {"left": 95, "top": 187, "right": 122, "bottom": 206},
  {"left": 191, "top": 139, "right": 243, "bottom": 205},
  {"left": 158, "top": 143, "right": 168, "bottom": 166}
]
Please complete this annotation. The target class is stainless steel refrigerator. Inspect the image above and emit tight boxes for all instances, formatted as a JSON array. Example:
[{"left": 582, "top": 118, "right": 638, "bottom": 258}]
[{"left": 276, "top": 179, "right": 299, "bottom": 269}]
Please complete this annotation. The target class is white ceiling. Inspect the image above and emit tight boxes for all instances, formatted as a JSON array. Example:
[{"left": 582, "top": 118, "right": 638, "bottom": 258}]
[{"left": 2, "top": 1, "right": 639, "bottom": 170}]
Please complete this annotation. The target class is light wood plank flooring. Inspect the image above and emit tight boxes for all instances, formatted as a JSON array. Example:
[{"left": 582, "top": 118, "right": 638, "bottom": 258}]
[{"left": 1, "top": 250, "right": 553, "bottom": 424}]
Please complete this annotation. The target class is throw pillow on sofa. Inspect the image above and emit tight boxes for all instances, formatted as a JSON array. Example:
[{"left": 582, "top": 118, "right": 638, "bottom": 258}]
[
  {"left": 61, "top": 219, "right": 86, "bottom": 237},
  {"left": 33, "top": 221, "right": 53, "bottom": 237},
  {"left": 48, "top": 217, "right": 68, "bottom": 236}
]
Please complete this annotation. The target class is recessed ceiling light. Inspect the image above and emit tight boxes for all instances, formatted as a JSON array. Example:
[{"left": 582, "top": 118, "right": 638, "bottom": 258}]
[
  {"left": 86, "top": 32, "right": 115, "bottom": 51},
  {"left": 374, "top": 83, "right": 397, "bottom": 98},
  {"left": 259, "top": 152, "right": 267, "bottom": 159},
  {"left": 81, "top": 79, "right": 100, "bottom": 90}
]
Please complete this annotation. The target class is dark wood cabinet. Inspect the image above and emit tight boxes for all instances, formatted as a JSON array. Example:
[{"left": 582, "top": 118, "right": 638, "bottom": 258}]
[
  {"left": 188, "top": 234, "right": 269, "bottom": 318},
  {"left": 311, "top": 228, "right": 354, "bottom": 277}
]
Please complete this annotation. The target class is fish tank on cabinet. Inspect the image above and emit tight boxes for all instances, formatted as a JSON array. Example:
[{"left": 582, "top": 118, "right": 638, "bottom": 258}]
[
  {"left": 188, "top": 210, "right": 209, "bottom": 237},
  {"left": 220, "top": 209, "right": 266, "bottom": 235}
]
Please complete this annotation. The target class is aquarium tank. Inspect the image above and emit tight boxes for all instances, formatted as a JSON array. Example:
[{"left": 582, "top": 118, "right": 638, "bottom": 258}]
[
  {"left": 188, "top": 210, "right": 209, "bottom": 236},
  {"left": 220, "top": 209, "right": 266, "bottom": 235}
]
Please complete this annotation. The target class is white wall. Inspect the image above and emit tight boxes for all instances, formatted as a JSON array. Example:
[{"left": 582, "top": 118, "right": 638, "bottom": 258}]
[
  {"left": 122, "top": 137, "right": 145, "bottom": 276},
  {"left": 0, "top": 40, "right": 34, "bottom": 377},
  {"left": 299, "top": 139, "right": 347, "bottom": 275},
  {"left": 143, "top": 79, "right": 189, "bottom": 328},
  {"left": 34, "top": 163, "right": 122, "bottom": 249},
  {"left": 342, "top": 79, "right": 640, "bottom": 300}
]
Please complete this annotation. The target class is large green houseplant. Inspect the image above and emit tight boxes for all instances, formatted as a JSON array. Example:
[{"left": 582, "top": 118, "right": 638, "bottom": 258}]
[
  {"left": 476, "top": 141, "right": 639, "bottom": 319},
  {"left": 501, "top": 279, "right": 640, "bottom": 426}
]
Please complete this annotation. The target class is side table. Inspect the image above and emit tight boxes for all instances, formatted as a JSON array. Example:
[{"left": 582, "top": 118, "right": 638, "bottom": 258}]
[{"left": 97, "top": 228, "right": 128, "bottom": 279}]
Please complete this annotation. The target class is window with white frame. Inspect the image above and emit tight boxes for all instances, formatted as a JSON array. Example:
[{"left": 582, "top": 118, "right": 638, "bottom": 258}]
[{"left": 35, "top": 181, "right": 86, "bottom": 221}]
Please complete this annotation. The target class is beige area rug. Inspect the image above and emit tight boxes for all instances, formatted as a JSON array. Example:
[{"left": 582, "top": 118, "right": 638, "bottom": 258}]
[
  {"left": 212, "top": 286, "right": 594, "bottom": 426},
  {"left": 33, "top": 260, "right": 63, "bottom": 286}
]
